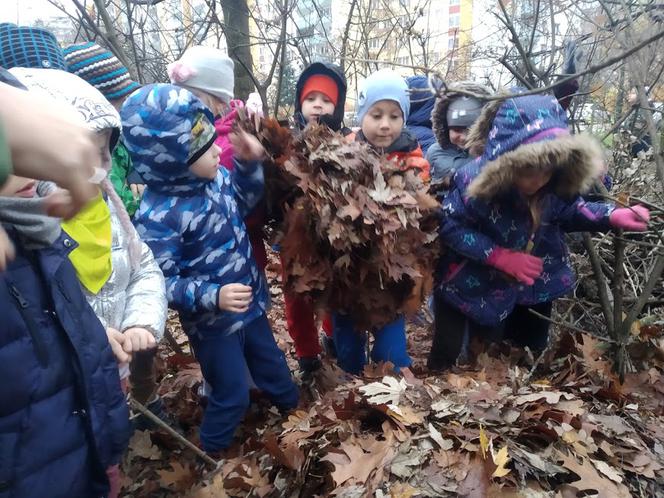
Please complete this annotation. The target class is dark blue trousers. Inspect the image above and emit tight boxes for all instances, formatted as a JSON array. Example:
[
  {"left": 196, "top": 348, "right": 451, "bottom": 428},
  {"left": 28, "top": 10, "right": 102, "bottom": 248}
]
[
  {"left": 188, "top": 314, "right": 299, "bottom": 452},
  {"left": 332, "top": 314, "right": 412, "bottom": 375}
]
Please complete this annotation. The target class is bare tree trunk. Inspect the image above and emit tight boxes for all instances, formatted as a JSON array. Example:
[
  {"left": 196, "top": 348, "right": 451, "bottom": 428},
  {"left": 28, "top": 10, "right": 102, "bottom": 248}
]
[{"left": 220, "top": 0, "right": 255, "bottom": 100}]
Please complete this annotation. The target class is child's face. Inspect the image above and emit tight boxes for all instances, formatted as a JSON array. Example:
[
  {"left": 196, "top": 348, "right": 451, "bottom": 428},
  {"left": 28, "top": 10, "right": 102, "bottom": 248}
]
[
  {"left": 0, "top": 175, "right": 38, "bottom": 198},
  {"left": 189, "top": 143, "right": 221, "bottom": 180},
  {"left": 514, "top": 169, "right": 553, "bottom": 197},
  {"left": 301, "top": 91, "right": 335, "bottom": 123},
  {"left": 361, "top": 100, "right": 404, "bottom": 149},
  {"left": 449, "top": 127, "right": 468, "bottom": 149},
  {"left": 94, "top": 129, "right": 113, "bottom": 172}
]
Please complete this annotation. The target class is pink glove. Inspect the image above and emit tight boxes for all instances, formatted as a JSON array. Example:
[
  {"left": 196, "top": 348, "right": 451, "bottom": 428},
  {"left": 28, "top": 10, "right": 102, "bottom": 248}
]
[
  {"left": 487, "top": 247, "right": 544, "bottom": 286},
  {"left": 609, "top": 205, "right": 650, "bottom": 231}
]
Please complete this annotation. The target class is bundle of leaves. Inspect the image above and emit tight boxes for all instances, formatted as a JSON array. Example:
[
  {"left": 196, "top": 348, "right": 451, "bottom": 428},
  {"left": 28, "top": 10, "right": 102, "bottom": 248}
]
[{"left": 235, "top": 116, "right": 440, "bottom": 330}]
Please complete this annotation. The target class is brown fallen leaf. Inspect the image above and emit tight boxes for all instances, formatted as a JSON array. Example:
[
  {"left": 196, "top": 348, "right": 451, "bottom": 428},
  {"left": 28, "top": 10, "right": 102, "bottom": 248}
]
[{"left": 556, "top": 450, "right": 631, "bottom": 498}]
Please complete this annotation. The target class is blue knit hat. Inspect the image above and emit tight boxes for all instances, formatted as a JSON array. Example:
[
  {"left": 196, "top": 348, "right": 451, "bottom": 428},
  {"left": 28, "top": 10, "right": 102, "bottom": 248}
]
[
  {"left": 0, "top": 23, "right": 66, "bottom": 70},
  {"left": 356, "top": 69, "right": 410, "bottom": 123},
  {"left": 63, "top": 42, "right": 140, "bottom": 101}
]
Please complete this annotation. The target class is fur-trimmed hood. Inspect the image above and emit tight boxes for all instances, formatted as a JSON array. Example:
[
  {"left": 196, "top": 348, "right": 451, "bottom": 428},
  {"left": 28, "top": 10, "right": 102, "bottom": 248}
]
[
  {"left": 465, "top": 93, "right": 603, "bottom": 200},
  {"left": 431, "top": 81, "right": 491, "bottom": 148}
]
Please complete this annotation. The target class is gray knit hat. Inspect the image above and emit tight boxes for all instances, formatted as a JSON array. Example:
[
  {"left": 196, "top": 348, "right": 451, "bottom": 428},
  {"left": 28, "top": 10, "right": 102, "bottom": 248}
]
[
  {"left": 168, "top": 46, "right": 234, "bottom": 103},
  {"left": 446, "top": 95, "right": 484, "bottom": 128}
]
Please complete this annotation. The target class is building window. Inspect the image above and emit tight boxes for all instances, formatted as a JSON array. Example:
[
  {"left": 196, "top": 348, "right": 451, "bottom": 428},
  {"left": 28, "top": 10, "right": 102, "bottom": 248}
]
[
  {"left": 450, "top": 0, "right": 460, "bottom": 5},
  {"left": 448, "top": 36, "right": 459, "bottom": 50},
  {"left": 368, "top": 38, "right": 381, "bottom": 49},
  {"left": 396, "top": 56, "right": 409, "bottom": 65},
  {"left": 449, "top": 14, "right": 460, "bottom": 27}
]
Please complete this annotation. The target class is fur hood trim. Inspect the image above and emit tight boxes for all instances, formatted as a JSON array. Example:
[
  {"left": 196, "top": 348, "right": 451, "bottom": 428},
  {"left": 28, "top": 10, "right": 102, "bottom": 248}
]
[
  {"left": 467, "top": 133, "right": 604, "bottom": 200},
  {"left": 431, "top": 81, "right": 492, "bottom": 148}
]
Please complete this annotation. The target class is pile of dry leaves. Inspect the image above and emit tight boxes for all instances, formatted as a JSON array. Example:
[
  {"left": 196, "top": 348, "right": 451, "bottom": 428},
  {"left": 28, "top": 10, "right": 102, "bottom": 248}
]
[
  {"left": 119, "top": 257, "right": 664, "bottom": 498},
  {"left": 235, "top": 116, "right": 439, "bottom": 330}
]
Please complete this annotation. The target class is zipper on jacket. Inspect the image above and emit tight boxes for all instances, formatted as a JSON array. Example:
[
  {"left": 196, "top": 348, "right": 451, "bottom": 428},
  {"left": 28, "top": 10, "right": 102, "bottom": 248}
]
[{"left": 9, "top": 284, "right": 49, "bottom": 367}]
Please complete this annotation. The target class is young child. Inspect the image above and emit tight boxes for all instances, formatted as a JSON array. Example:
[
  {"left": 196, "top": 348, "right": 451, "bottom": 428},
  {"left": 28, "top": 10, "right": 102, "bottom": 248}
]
[
  {"left": 0, "top": 78, "right": 131, "bottom": 496},
  {"left": 281, "top": 62, "right": 350, "bottom": 375},
  {"left": 63, "top": 41, "right": 143, "bottom": 216},
  {"left": 405, "top": 74, "right": 437, "bottom": 154},
  {"left": 429, "top": 93, "right": 649, "bottom": 371},
  {"left": 329, "top": 69, "right": 430, "bottom": 375},
  {"left": 11, "top": 67, "right": 168, "bottom": 439},
  {"left": 427, "top": 82, "right": 491, "bottom": 185},
  {"left": 122, "top": 84, "right": 299, "bottom": 454}
]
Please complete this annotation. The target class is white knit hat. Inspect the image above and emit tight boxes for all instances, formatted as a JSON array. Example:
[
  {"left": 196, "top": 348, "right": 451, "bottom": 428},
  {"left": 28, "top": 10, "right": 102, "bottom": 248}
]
[{"left": 168, "top": 45, "right": 234, "bottom": 103}]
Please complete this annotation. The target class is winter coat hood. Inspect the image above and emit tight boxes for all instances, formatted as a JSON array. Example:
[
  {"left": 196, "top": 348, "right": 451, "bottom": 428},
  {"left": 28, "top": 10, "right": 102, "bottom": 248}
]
[
  {"left": 121, "top": 83, "right": 216, "bottom": 194},
  {"left": 465, "top": 92, "right": 603, "bottom": 200},
  {"left": 431, "top": 81, "right": 491, "bottom": 148},
  {"left": 405, "top": 75, "right": 436, "bottom": 153},
  {"left": 294, "top": 61, "right": 348, "bottom": 131},
  {"left": 10, "top": 67, "right": 121, "bottom": 149}
]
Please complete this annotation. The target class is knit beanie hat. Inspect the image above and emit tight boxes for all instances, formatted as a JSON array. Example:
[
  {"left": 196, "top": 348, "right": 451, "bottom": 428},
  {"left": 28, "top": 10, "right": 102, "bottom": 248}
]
[
  {"left": 188, "top": 112, "right": 217, "bottom": 165},
  {"left": 63, "top": 42, "right": 140, "bottom": 101},
  {"left": 446, "top": 95, "right": 484, "bottom": 128},
  {"left": 168, "top": 46, "right": 234, "bottom": 103},
  {"left": 0, "top": 23, "right": 66, "bottom": 70},
  {"left": 356, "top": 69, "right": 410, "bottom": 124},
  {"left": 299, "top": 74, "right": 339, "bottom": 106}
]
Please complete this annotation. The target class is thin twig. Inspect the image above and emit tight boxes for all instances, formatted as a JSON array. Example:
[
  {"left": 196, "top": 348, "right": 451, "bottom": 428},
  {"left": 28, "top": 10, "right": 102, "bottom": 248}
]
[
  {"left": 528, "top": 308, "right": 619, "bottom": 344},
  {"left": 129, "top": 398, "right": 219, "bottom": 468}
]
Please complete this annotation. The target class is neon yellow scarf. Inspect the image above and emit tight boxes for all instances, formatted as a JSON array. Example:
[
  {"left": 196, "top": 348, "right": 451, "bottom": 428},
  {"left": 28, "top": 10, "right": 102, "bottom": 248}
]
[{"left": 62, "top": 193, "right": 112, "bottom": 294}]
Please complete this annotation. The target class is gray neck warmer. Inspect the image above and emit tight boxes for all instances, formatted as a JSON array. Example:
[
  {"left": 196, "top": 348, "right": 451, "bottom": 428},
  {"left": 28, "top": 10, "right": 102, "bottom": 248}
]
[{"left": 0, "top": 195, "right": 62, "bottom": 250}]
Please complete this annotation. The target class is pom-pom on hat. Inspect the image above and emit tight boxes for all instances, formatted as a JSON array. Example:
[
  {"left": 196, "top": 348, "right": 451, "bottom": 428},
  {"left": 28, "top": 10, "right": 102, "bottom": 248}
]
[
  {"left": 63, "top": 41, "right": 140, "bottom": 101},
  {"left": 0, "top": 23, "right": 66, "bottom": 70},
  {"left": 299, "top": 74, "right": 339, "bottom": 106},
  {"left": 356, "top": 69, "right": 410, "bottom": 124},
  {"left": 168, "top": 45, "right": 235, "bottom": 104}
]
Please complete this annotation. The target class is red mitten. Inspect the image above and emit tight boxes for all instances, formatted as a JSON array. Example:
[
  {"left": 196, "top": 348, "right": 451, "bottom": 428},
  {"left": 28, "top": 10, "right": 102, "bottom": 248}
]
[
  {"left": 487, "top": 247, "right": 544, "bottom": 285},
  {"left": 609, "top": 205, "right": 650, "bottom": 231}
]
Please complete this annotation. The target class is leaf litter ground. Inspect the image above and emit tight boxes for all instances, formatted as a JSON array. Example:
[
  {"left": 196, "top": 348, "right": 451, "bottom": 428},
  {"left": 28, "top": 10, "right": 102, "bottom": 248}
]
[{"left": 119, "top": 251, "right": 664, "bottom": 497}]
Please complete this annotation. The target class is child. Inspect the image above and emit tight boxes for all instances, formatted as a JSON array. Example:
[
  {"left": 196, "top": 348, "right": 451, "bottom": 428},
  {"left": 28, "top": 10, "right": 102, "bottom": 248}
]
[
  {"left": 429, "top": 93, "right": 650, "bottom": 371},
  {"left": 11, "top": 67, "right": 168, "bottom": 439},
  {"left": 122, "top": 84, "right": 299, "bottom": 454},
  {"left": 284, "top": 62, "right": 351, "bottom": 374},
  {"left": 0, "top": 150, "right": 131, "bottom": 498},
  {"left": 427, "top": 82, "right": 491, "bottom": 185},
  {"left": 405, "top": 74, "right": 437, "bottom": 154},
  {"left": 330, "top": 69, "right": 430, "bottom": 375},
  {"left": 63, "top": 41, "right": 143, "bottom": 216}
]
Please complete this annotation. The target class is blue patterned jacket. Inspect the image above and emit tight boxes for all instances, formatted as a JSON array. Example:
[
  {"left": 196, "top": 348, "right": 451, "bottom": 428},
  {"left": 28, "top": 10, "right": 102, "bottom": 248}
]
[
  {"left": 122, "top": 84, "right": 268, "bottom": 337},
  {"left": 436, "top": 94, "right": 614, "bottom": 326}
]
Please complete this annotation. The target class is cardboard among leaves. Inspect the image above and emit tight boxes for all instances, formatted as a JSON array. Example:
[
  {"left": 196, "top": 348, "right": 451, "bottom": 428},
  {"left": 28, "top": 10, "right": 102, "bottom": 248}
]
[{"left": 235, "top": 115, "right": 439, "bottom": 330}]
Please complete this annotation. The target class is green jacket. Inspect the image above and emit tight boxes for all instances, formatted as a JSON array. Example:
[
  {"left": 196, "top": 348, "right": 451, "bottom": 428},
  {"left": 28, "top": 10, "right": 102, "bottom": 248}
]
[
  {"left": 110, "top": 141, "right": 139, "bottom": 216},
  {"left": 0, "top": 122, "right": 12, "bottom": 188}
]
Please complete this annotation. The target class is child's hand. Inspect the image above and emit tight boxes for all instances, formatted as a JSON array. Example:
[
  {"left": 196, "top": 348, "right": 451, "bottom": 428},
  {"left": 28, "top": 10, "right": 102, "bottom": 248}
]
[
  {"left": 107, "top": 327, "right": 131, "bottom": 364},
  {"left": 610, "top": 205, "right": 650, "bottom": 231},
  {"left": 122, "top": 327, "right": 157, "bottom": 354},
  {"left": 0, "top": 227, "right": 15, "bottom": 271},
  {"left": 229, "top": 130, "right": 266, "bottom": 162},
  {"left": 487, "top": 247, "right": 543, "bottom": 286},
  {"left": 218, "top": 283, "right": 253, "bottom": 313}
]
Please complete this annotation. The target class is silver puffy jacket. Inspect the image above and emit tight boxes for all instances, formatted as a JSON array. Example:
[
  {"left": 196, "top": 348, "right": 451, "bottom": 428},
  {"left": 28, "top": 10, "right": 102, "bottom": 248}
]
[{"left": 84, "top": 200, "right": 167, "bottom": 340}]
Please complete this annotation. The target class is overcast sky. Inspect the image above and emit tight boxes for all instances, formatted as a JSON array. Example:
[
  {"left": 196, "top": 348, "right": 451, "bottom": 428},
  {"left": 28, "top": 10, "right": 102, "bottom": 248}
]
[{"left": 1, "top": 0, "right": 71, "bottom": 25}]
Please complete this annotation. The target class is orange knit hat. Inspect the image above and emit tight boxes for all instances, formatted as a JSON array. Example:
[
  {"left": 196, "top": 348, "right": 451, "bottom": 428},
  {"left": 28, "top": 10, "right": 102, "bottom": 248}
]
[{"left": 299, "top": 74, "right": 339, "bottom": 106}]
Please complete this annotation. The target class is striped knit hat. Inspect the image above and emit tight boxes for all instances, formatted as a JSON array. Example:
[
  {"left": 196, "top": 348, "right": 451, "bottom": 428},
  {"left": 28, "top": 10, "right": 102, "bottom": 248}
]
[
  {"left": 0, "top": 23, "right": 66, "bottom": 70},
  {"left": 63, "top": 41, "right": 140, "bottom": 101}
]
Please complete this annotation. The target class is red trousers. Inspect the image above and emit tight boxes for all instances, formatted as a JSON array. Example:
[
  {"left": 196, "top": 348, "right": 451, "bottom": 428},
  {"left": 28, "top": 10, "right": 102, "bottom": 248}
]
[{"left": 282, "top": 255, "right": 332, "bottom": 359}]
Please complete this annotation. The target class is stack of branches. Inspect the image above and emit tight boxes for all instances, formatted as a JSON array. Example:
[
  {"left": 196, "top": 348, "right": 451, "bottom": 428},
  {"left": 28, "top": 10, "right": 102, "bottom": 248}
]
[{"left": 235, "top": 113, "right": 440, "bottom": 330}]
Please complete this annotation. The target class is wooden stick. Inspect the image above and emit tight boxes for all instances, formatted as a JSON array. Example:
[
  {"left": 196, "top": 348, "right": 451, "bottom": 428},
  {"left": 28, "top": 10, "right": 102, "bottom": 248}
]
[{"left": 129, "top": 398, "right": 219, "bottom": 468}]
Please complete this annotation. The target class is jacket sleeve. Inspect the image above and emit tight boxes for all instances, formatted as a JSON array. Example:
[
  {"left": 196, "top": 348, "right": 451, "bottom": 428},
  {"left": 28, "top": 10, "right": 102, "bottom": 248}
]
[
  {"left": 120, "top": 238, "right": 168, "bottom": 341},
  {"left": 230, "top": 158, "right": 265, "bottom": 218},
  {"left": 439, "top": 185, "right": 498, "bottom": 263},
  {"left": 426, "top": 143, "right": 471, "bottom": 182},
  {"left": 135, "top": 206, "right": 221, "bottom": 314},
  {"left": 552, "top": 197, "right": 614, "bottom": 232}
]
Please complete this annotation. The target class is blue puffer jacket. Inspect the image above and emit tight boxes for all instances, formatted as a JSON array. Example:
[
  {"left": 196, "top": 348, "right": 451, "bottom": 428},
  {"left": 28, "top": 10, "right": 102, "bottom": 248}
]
[
  {"left": 122, "top": 84, "right": 267, "bottom": 337},
  {"left": 0, "top": 229, "right": 130, "bottom": 498},
  {"left": 405, "top": 75, "right": 436, "bottom": 154},
  {"left": 436, "top": 94, "right": 614, "bottom": 326}
]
